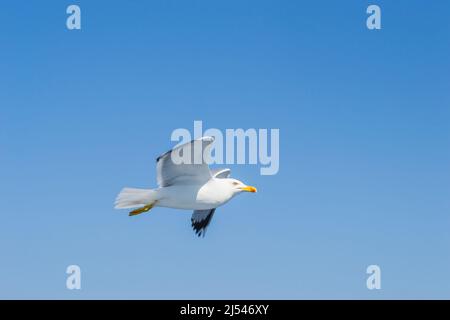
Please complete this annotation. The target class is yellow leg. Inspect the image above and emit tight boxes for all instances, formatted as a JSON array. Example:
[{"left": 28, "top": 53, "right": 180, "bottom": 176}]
[{"left": 129, "top": 202, "right": 155, "bottom": 216}]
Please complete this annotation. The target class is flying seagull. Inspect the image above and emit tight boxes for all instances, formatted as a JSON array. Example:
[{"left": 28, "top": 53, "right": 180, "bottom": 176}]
[{"left": 114, "top": 136, "right": 257, "bottom": 237}]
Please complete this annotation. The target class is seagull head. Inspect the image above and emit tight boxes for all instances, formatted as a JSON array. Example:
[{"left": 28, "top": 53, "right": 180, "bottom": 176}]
[{"left": 225, "top": 178, "right": 257, "bottom": 194}]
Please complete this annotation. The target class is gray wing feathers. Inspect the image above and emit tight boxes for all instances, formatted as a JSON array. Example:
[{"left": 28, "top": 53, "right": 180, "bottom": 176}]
[{"left": 156, "top": 137, "right": 214, "bottom": 187}]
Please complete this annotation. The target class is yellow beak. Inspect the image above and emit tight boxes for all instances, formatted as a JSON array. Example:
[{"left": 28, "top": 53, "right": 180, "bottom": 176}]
[{"left": 240, "top": 186, "right": 257, "bottom": 193}]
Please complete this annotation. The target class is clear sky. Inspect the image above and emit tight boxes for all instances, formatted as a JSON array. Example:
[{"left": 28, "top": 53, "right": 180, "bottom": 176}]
[{"left": 0, "top": 1, "right": 449, "bottom": 299}]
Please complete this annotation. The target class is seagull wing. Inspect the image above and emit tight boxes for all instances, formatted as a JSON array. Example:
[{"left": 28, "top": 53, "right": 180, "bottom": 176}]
[
  {"left": 191, "top": 209, "right": 216, "bottom": 237},
  {"left": 156, "top": 136, "right": 214, "bottom": 187},
  {"left": 211, "top": 168, "right": 231, "bottom": 179}
]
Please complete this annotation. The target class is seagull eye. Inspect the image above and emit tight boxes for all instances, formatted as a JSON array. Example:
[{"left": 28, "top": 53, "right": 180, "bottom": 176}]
[{"left": 232, "top": 182, "right": 239, "bottom": 186}]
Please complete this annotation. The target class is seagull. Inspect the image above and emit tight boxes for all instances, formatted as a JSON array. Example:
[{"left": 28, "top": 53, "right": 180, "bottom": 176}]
[{"left": 114, "top": 136, "right": 257, "bottom": 237}]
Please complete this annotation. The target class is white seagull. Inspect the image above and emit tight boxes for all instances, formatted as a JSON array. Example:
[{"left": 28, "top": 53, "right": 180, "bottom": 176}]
[{"left": 114, "top": 136, "right": 257, "bottom": 237}]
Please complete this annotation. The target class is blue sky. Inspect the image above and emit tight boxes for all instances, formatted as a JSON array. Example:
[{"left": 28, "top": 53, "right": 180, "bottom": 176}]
[{"left": 0, "top": 0, "right": 449, "bottom": 299}]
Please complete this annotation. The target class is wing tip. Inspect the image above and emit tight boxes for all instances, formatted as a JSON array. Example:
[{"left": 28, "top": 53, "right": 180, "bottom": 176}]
[
  {"left": 200, "top": 136, "right": 214, "bottom": 143},
  {"left": 156, "top": 136, "right": 215, "bottom": 163},
  {"left": 156, "top": 149, "right": 171, "bottom": 162},
  {"left": 191, "top": 208, "right": 216, "bottom": 238},
  {"left": 212, "top": 168, "right": 231, "bottom": 179}
]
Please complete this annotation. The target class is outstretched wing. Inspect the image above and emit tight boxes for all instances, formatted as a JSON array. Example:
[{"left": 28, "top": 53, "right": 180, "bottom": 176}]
[
  {"left": 211, "top": 168, "right": 231, "bottom": 179},
  {"left": 191, "top": 209, "right": 216, "bottom": 237},
  {"left": 156, "top": 136, "right": 214, "bottom": 187}
]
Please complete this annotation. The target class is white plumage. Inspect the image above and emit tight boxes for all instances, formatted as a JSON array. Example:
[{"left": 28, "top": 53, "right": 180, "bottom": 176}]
[{"left": 114, "top": 136, "right": 257, "bottom": 237}]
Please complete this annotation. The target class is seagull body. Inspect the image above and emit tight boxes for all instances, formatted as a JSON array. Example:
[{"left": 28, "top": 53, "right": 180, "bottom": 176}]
[
  {"left": 114, "top": 136, "right": 256, "bottom": 236},
  {"left": 156, "top": 180, "right": 232, "bottom": 210}
]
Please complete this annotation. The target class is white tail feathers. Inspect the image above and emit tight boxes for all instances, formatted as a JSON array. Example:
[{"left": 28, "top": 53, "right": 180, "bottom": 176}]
[{"left": 114, "top": 187, "right": 158, "bottom": 209}]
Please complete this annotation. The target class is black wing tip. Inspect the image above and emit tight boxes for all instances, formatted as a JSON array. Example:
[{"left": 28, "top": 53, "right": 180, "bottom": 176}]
[
  {"left": 191, "top": 209, "right": 215, "bottom": 238},
  {"left": 191, "top": 219, "right": 207, "bottom": 238}
]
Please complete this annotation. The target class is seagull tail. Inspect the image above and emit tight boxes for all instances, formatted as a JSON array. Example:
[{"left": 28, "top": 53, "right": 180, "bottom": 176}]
[{"left": 114, "top": 187, "right": 158, "bottom": 210}]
